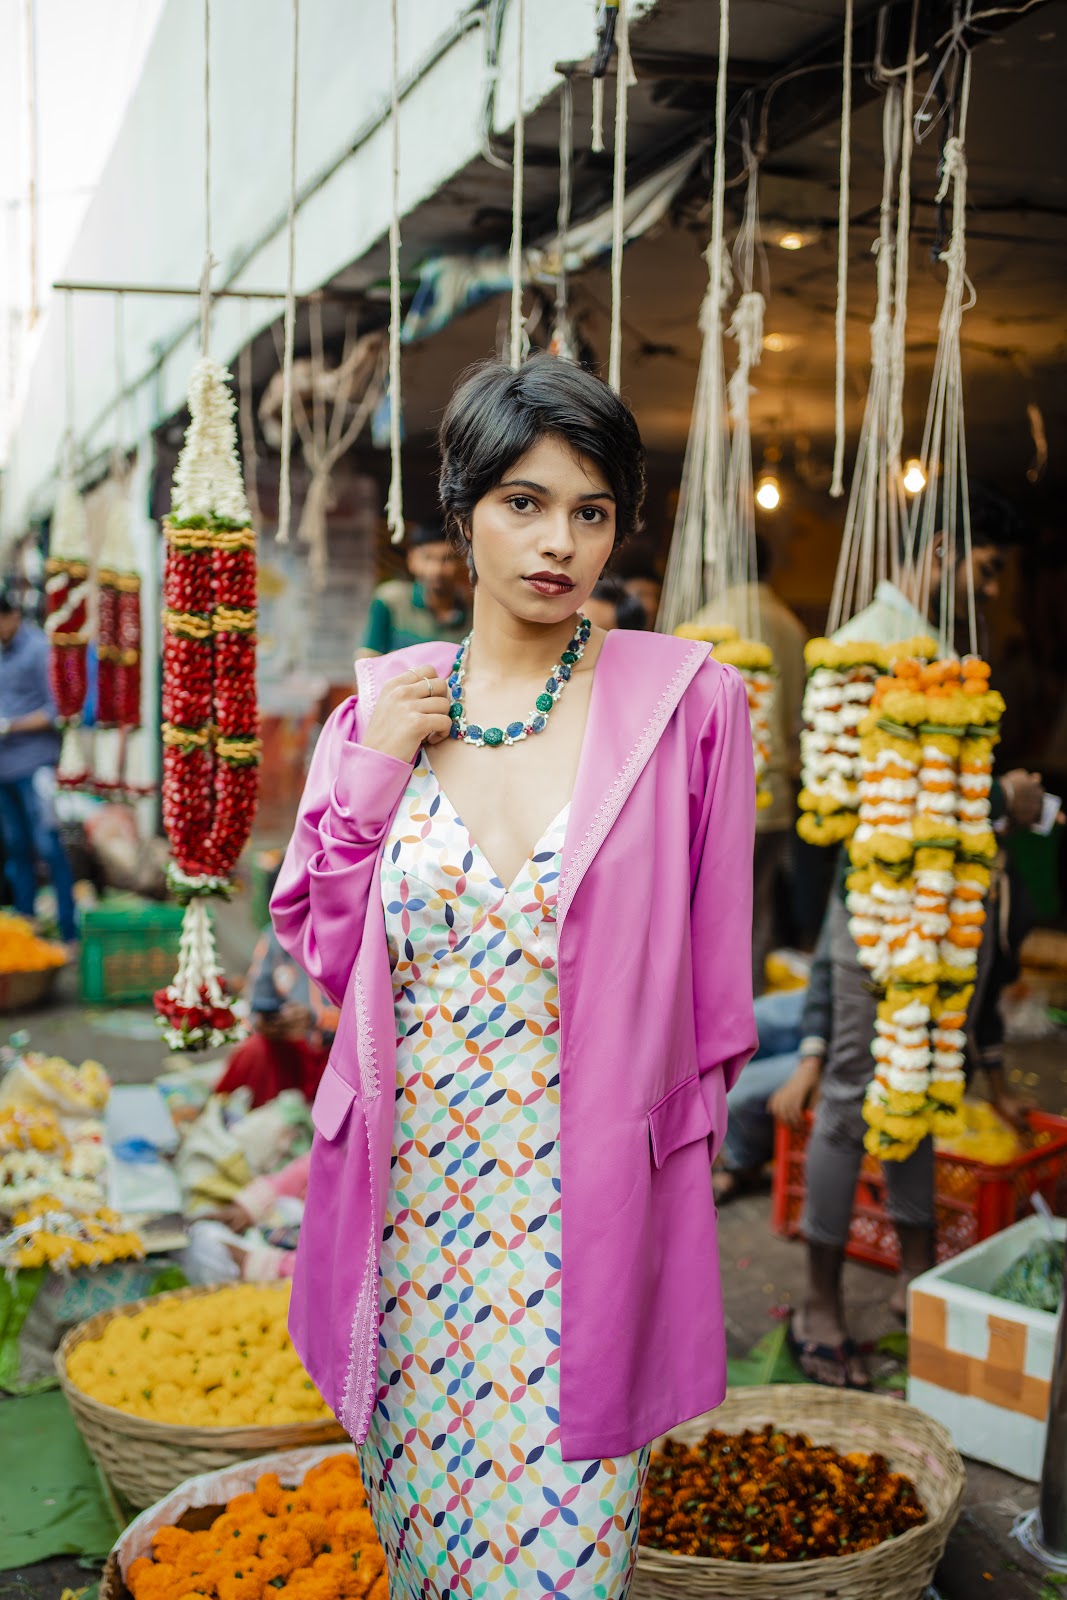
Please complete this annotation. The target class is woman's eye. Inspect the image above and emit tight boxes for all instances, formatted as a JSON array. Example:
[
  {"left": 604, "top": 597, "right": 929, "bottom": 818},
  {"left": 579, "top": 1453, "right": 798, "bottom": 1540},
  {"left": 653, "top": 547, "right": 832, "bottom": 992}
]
[
  {"left": 507, "top": 495, "right": 535, "bottom": 513},
  {"left": 577, "top": 505, "right": 606, "bottom": 524}
]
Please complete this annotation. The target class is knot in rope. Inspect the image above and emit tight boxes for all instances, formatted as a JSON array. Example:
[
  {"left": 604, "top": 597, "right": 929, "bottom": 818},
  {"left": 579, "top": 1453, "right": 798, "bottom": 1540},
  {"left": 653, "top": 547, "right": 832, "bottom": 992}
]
[
  {"left": 727, "top": 291, "right": 764, "bottom": 379},
  {"left": 936, "top": 136, "right": 965, "bottom": 204}
]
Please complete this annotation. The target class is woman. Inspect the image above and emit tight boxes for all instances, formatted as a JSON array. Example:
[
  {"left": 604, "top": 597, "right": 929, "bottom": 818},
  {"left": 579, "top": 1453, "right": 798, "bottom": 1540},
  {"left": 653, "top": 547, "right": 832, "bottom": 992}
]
[{"left": 272, "top": 356, "right": 756, "bottom": 1597}]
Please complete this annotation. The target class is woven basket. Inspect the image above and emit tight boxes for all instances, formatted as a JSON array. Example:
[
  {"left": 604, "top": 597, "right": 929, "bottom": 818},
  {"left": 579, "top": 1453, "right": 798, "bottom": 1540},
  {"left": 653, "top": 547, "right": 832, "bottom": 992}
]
[
  {"left": 631, "top": 1385, "right": 965, "bottom": 1600},
  {"left": 98, "top": 1444, "right": 347, "bottom": 1600},
  {"left": 56, "top": 1284, "right": 348, "bottom": 1509},
  {"left": 0, "top": 962, "right": 64, "bottom": 1012}
]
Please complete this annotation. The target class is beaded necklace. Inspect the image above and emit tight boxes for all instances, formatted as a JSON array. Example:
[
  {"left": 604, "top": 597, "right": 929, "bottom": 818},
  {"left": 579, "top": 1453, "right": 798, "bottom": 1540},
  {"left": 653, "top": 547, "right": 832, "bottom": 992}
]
[{"left": 447, "top": 614, "right": 591, "bottom": 748}]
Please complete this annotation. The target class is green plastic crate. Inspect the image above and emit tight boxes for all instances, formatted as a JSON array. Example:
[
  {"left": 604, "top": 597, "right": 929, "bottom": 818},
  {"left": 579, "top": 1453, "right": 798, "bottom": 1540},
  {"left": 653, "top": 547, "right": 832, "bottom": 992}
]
[{"left": 79, "top": 894, "right": 186, "bottom": 1005}]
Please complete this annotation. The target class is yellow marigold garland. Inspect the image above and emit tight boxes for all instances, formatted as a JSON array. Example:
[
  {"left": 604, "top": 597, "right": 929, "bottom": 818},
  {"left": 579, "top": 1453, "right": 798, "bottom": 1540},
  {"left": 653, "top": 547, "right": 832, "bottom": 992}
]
[
  {"left": 675, "top": 625, "right": 776, "bottom": 808},
  {"left": 851, "top": 654, "right": 1004, "bottom": 1160}
]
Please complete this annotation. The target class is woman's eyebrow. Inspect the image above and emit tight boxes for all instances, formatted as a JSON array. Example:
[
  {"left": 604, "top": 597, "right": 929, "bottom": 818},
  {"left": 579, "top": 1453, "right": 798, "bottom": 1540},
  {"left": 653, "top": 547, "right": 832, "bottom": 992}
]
[{"left": 497, "top": 478, "right": 615, "bottom": 501}]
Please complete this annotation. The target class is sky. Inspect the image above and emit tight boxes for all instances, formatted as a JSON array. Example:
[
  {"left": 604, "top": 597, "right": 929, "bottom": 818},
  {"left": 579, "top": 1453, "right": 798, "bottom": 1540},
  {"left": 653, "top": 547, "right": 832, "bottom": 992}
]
[{"left": 0, "top": 0, "right": 164, "bottom": 460}]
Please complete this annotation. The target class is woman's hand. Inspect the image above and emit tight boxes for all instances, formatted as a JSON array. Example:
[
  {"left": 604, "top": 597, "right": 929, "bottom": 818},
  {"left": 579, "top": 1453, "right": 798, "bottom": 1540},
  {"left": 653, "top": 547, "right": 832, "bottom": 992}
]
[{"left": 363, "top": 665, "right": 453, "bottom": 763}]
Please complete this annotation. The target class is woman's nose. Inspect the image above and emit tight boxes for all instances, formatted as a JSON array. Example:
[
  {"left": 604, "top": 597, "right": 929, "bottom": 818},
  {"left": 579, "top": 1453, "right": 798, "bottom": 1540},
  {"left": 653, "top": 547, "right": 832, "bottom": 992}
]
[{"left": 540, "top": 511, "right": 576, "bottom": 560}]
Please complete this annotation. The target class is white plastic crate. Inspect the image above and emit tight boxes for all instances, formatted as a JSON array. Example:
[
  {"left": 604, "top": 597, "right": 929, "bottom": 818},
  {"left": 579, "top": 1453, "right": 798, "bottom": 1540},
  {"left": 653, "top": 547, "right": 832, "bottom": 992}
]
[{"left": 907, "top": 1213, "right": 1064, "bottom": 1481}]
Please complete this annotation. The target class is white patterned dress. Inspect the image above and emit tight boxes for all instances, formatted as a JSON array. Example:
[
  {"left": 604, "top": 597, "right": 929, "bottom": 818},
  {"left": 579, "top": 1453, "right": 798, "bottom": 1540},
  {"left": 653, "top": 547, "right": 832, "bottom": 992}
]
[{"left": 356, "top": 752, "right": 649, "bottom": 1599}]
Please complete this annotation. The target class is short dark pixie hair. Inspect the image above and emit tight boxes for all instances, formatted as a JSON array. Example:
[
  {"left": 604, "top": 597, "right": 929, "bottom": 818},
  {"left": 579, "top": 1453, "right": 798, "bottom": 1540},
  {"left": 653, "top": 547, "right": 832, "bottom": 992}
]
[{"left": 437, "top": 356, "right": 646, "bottom": 556}]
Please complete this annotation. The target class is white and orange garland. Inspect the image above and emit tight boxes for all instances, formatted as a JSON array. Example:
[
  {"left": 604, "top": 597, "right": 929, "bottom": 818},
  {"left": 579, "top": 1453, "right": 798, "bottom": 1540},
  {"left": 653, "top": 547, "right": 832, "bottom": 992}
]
[
  {"left": 155, "top": 358, "right": 260, "bottom": 1052},
  {"left": 45, "top": 474, "right": 92, "bottom": 790},
  {"left": 845, "top": 652, "right": 1004, "bottom": 1160},
  {"left": 674, "top": 624, "right": 775, "bottom": 809}
]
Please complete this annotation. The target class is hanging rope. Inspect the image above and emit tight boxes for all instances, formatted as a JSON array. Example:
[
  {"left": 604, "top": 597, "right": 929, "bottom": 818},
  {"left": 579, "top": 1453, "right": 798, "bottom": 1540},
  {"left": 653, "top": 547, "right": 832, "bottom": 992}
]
[
  {"left": 657, "top": 0, "right": 731, "bottom": 634},
  {"left": 63, "top": 290, "right": 75, "bottom": 451},
  {"left": 607, "top": 0, "right": 630, "bottom": 392},
  {"left": 199, "top": 0, "right": 214, "bottom": 355},
  {"left": 829, "top": 0, "right": 853, "bottom": 498},
  {"left": 555, "top": 78, "right": 574, "bottom": 326},
  {"left": 724, "top": 146, "right": 765, "bottom": 645},
  {"left": 827, "top": 86, "right": 904, "bottom": 634},
  {"left": 887, "top": 0, "right": 919, "bottom": 498},
  {"left": 702, "top": 0, "right": 730, "bottom": 546},
  {"left": 508, "top": 0, "right": 527, "bottom": 369},
  {"left": 275, "top": 0, "right": 300, "bottom": 545},
  {"left": 911, "top": 53, "right": 977, "bottom": 656},
  {"left": 386, "top": 0, "right": 405, "bottom": 542},
  {"left": 238, "top": 304, "right": 262, "bottom": 533}
]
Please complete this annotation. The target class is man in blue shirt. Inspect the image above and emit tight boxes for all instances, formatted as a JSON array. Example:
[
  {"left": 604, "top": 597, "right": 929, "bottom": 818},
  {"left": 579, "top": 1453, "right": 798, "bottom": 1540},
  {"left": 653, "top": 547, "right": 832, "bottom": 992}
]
[{"left": 0, "top": 591, "right": 77, "bottom": 942}]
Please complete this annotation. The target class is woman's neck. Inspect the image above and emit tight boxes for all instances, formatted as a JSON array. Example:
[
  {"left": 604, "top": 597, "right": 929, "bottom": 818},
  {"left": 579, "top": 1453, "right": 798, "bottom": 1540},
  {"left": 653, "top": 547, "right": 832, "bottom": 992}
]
[{"left": 466, "top": 593, "right": 583, "bottom": 684}]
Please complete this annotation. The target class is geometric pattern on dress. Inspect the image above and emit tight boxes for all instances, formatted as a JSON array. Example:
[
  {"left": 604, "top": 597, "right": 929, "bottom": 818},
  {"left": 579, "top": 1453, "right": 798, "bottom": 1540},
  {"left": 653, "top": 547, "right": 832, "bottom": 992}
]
[{"left": 356, "top": 754, "right": 649, "bottom": 1599}]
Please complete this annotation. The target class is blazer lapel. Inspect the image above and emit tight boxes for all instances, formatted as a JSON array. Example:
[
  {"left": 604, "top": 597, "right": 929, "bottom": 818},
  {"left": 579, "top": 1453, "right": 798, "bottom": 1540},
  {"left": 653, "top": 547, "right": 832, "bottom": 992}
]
[{"left": 557, "top": 632, "right": 709, "bottom": 929}]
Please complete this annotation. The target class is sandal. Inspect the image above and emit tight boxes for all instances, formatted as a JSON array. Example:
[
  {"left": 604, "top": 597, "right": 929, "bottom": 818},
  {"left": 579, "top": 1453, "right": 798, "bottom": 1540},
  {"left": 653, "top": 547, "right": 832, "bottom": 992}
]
[
  {"left": 712, "top": 1167, "right": 769, "bottom": 1206},
  {"left": 787, "top": 1317, "right": 872, "bottom": 1391}
]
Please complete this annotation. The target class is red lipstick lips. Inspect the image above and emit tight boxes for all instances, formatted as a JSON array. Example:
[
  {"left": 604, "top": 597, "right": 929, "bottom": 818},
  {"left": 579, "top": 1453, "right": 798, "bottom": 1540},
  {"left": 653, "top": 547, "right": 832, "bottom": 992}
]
[{"left": 524, "top": 572, "right": 575, "bottom": 596}]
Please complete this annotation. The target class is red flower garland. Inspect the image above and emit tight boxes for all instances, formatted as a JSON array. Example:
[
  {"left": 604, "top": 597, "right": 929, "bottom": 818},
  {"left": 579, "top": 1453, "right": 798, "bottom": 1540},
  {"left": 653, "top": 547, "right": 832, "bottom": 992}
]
[
  {"left": 155, "top": 520, "right": 260, "bottom": 1050},
  {"left": 45, "top": 551, "right": 91, "bottom": 789},
  {"left": 95, "top": 569, "right": 142, "bottom": 732}
]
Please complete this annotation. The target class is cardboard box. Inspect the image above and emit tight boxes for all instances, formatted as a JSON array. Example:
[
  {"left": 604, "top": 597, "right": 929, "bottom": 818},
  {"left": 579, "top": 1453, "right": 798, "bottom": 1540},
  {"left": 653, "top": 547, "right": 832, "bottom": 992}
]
[{"left": 907, "top": 1214, "right": 1063, "bottom": 1481}]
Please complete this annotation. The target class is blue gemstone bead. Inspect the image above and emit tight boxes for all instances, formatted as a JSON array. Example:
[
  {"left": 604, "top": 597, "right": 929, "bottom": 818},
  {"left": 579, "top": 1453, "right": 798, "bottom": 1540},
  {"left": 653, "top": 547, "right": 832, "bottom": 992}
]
[
  {"left": 531, "top": 714, "right": 548, "bottom": 733},
  {"left": 451, "top": 683, "right": 463, "bottom": 700},
  {"left": 467, "top": 725, "right": 483, "bottom": 741},
  {"left": 506, "top": 722, "right": 525, "bottom": 740},
  {"left": 558, "top": 663, "right": 571, "bottom": 681},
  {"left": 545, "top": 677, "right": 558, "bottom": 694},
  {"left": 449, "top": 724, "right": 462, "bottom": 739}
]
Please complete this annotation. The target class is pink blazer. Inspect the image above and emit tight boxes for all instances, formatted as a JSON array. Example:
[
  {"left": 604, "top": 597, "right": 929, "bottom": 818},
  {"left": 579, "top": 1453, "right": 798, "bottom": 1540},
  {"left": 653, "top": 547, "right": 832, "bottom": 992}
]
[{"left": 272, "top": 629, "right": 757, "bottom": 1460}]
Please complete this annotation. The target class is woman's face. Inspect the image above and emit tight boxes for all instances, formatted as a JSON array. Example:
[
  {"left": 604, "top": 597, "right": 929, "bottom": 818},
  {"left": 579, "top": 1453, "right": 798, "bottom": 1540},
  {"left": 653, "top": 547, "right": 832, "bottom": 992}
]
[{"left": 466, "top": 433, "right": 616, "bottom": 625}]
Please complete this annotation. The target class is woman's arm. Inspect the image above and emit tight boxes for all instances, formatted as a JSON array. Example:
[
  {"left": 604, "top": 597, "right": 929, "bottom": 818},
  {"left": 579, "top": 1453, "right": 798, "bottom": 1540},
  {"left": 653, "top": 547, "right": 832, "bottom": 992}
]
[
  {"left": 269, "top": 698, "right": 413, "bottom": 1007},
  {"left": 689, "top": 665, "right": 759, "bottom": 1097}
]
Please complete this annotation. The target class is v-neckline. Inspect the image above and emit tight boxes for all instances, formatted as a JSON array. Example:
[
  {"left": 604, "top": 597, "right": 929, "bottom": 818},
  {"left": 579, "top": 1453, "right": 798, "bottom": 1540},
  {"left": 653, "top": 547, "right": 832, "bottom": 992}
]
[
  {"left": 418, "top": 753, "right": 570, "bottom": 896},
  {"left": 416, "top": 631, "right": 615, "bottom": 896}
]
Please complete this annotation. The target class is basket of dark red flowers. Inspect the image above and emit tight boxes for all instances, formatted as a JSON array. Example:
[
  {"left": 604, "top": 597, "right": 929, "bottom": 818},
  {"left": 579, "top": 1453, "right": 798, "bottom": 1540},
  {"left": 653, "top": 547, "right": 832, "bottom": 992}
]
[{"left": 632, "top": 1385, "right": 965, "bottom": 1599}]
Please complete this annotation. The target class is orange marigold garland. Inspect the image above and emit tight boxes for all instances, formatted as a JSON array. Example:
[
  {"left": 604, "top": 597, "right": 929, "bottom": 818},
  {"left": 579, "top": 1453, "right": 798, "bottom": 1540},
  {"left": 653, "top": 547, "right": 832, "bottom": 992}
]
[
  {"left": 45, "top": 459, "right": 92, "bottom": 790},
  {"left": 155, "top": 358, "right": 261, "bottom": 1052}
]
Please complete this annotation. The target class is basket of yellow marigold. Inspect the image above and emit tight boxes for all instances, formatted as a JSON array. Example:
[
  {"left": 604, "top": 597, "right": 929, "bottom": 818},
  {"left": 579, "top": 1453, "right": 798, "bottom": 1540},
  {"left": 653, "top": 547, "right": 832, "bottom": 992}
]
[
  {"left": 97, "top": 1445, "right": 386, "bottom": 1600},
  {"left": 631, "top": 1385, "right": 965, "bottom": 1599},
  {"left": 57, "top": 1283, "right": 347, "bottom": 1508}
]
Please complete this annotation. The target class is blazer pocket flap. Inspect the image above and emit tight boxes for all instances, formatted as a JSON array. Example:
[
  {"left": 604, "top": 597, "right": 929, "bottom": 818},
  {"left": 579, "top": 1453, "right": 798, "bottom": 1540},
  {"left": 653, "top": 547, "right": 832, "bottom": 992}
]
[
  {"left": 312, "top": 1063, "right": 357, "bottom": 1142},
  {"left": 647, "top": 1073, "right": 714, "bottom": 1168}
]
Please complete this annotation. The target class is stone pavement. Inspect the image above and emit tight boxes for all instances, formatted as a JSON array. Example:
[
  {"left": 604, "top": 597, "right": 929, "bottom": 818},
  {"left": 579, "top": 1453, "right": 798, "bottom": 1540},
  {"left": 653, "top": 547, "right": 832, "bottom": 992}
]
[{"left": 1, "top": 930, "right": 1064, "bottom": 1597}]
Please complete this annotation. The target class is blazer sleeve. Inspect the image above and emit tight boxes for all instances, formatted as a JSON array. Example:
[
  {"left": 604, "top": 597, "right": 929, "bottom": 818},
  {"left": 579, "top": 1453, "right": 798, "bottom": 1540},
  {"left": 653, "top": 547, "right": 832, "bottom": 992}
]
[
  {"left": 688, "top": 664, "right": 759, "bottom": 1114},
  {"left": 269, "top": 696, "right": 412, "bottom": 1007}
]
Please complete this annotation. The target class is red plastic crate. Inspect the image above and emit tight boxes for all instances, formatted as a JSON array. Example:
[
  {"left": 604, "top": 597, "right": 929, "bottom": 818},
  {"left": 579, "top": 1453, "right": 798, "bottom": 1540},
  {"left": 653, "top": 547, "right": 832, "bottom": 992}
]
[{"left": 771, "top": 1109, "right": 1067, "bottom": 1272}]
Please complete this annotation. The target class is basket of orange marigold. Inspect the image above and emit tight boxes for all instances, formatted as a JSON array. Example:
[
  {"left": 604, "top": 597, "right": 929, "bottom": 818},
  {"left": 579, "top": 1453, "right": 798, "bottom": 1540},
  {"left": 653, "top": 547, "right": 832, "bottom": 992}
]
[
  {"left": 98, "top": 1446, "right": 386, "bottom": 1600},
  {"left": 0, "top": 912, "right": 67, "bottom": 1010}
]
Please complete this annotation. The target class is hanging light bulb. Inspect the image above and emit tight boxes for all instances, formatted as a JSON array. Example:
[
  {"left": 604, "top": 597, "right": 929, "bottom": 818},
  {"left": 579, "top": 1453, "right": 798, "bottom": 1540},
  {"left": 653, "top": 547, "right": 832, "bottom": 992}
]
[
  {"left": 903, "top": 458, "right": 927, "bottom": 495},
  {"left": 756, "top": 473, "right": 782, "bottom": 512}
]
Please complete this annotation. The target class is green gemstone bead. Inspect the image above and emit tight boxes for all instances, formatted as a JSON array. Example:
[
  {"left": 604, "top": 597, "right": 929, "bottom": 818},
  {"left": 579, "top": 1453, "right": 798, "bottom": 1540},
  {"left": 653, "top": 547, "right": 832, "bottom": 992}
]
[
  {"left": 448, "top": 702, "right": 464, "bottom": 721},
  {"left": 483, "top": 726, "right": 504, "bottom": 746},
  {"left": 535, "top": 693, "right": 554, "bottom": 713},
  {"left": 560, "top": 650, "right": 579, "bottom": 666}
]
